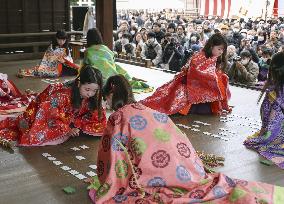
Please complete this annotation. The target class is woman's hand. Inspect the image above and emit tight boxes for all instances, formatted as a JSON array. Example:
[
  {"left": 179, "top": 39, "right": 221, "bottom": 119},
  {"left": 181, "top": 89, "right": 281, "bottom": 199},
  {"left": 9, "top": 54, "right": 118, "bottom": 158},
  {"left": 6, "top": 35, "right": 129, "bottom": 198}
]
[
  {"left": 68, "top": 128, "right": 80, "bottom": 137},
  {"left": 58, "top": 57, "right": 65, "bottom": 63}
]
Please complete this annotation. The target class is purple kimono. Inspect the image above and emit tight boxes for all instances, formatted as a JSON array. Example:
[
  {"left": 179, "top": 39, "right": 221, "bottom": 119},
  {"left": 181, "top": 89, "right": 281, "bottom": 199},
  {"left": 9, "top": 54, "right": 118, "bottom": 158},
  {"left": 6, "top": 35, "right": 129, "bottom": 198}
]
[{"left": 244, "top": 86, "right": 284, "bottom": 169}]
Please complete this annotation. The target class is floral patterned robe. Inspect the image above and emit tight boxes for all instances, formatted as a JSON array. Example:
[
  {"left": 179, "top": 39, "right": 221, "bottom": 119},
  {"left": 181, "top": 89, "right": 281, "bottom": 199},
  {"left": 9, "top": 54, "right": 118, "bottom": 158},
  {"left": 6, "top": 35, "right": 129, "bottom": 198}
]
[
  {"left": 88, "top": 103, "right": 284, "bottom": 204},
  {"left": 141, "top": 51, "right": 231, "bottom": 115},
  {"left": 0, "top": 82, "right": 106, "bottom": 146}
]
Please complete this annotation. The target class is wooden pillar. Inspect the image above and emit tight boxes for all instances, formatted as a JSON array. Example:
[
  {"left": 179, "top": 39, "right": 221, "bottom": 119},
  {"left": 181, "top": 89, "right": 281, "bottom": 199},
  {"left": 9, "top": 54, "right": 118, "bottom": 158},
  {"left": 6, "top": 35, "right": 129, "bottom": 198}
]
[{"left": 96, "top": 0, "right": 113, "bottom": 50}]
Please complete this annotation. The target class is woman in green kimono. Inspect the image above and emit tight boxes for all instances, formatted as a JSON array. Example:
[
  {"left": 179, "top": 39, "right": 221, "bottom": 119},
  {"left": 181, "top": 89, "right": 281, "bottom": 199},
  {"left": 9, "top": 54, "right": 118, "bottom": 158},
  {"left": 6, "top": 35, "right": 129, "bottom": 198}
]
[{"left": 83, "top": 28, "right": 152, "bottom": 93}]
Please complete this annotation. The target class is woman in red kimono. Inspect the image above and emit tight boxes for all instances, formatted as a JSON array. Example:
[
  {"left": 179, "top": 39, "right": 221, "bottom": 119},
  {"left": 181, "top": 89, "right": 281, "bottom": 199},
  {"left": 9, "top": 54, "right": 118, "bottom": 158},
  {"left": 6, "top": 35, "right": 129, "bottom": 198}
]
[
  {"left": 141, "top": 33, "right": 231, "bottom": 115},
  {"left": 88, "top": 75, "right": 284, "bottom": 204},
  {"left": 0, "top": 65, "right": 106, "bottom": 146},
  {"left": 0, "top": 73, "right": 34, "bottom": 115}
]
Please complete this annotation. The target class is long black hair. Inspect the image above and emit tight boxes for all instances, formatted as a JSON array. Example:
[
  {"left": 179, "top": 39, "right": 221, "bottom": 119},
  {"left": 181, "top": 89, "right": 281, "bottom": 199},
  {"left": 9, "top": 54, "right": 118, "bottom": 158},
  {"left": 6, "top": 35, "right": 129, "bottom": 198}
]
[
  {"left": 51, "top": 30, "right": 70, "bottom": 55},
  {"left": 71, "top": 65, "right": 103, "bottom": 119},
  {"left": 258, "top": 52, "right": 284, "bottom": 103},
  {"left": 103, "top": 75, "right": 136, "bottom": 111},
  {"left": 87, "top": 28, "right": 104, "bottom": 47},
  {"left": 203, "top": 33, "right": 228, "bottom": 72}
]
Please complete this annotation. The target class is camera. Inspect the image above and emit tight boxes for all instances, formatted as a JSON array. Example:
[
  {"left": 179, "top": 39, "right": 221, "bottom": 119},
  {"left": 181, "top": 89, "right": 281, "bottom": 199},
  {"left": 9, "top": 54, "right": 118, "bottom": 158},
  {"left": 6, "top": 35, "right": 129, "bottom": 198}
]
[{"left": 233, "top": 56, "right": 241, "bottom": 61}]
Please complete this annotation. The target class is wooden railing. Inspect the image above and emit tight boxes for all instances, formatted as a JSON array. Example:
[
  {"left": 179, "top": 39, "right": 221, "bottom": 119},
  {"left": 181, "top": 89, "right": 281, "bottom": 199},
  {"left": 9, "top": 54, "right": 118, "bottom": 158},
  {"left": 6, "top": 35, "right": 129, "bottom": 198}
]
[{"left": 0, "top": 31, "right": 83, "bottom": 62}]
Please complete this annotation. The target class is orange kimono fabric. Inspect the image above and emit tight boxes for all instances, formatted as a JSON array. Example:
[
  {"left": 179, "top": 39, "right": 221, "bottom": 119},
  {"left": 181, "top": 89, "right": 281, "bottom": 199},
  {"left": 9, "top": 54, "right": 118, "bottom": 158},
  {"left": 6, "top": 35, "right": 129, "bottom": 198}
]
[
  {"left": 0, "top": 82, "right": 106, "bottom": 146},
  {"left": 141, "top": 51, "right": 231, "bottom": 115}
]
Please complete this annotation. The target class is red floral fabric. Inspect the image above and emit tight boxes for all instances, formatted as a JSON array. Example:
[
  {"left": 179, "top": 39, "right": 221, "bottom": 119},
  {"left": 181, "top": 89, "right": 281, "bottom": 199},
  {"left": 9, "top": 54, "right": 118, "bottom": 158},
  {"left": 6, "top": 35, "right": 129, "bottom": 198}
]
[
  {"left": 141, "top": 51, "right": 231, "bottom": 115},
  {"left": 0, "top": 74, "right": 33, "bottom": 114},
  {"left": 0, "top": 83, "right": 106, "bottom": 146}
]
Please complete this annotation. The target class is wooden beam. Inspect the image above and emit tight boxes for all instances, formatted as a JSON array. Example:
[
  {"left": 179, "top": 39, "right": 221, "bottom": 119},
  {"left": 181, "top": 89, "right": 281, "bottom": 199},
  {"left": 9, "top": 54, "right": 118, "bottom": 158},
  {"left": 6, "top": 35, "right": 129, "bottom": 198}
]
[
  {"left": 66, "top": 0, "right": 71, "bottom": 31},
  {"left": 96, "top": 0, "right": 113, "bottom": 50}
]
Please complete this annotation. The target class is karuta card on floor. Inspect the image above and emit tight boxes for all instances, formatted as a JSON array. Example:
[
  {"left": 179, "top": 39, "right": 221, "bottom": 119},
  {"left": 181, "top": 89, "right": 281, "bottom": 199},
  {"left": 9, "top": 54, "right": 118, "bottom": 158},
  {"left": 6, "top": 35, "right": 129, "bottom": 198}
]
[
  {"left": 79, "top": 145, "right": 89, "bottom": 149},
  {"left": 42, "top": 153, "right": 51, "bottom": 157},
  {"left": 75, "top": 156, "right": 86, "bottom": 161},
  {"left": 47, "top": 157, "right": 56, "bottom": 161},
  {"left": 69, "top": 170, "right": 79, "bottom": 175},
  {"left": 61, "top": 166, "right": 71, "bottom": 171},
  {"left": 71, "top": 147, "right": 81, "bottom": 151},
  {"left": 86, "top": 171, "right": 97, "bottom": 177},
  {"left": 53, "top": 161, "right": 63, "bottom": 166},
  {"left": 75, "top": 174, "right": 87, "bottom": 180},
  {"left": 89, "top": 165, "right": 97, "bottom": 170}
]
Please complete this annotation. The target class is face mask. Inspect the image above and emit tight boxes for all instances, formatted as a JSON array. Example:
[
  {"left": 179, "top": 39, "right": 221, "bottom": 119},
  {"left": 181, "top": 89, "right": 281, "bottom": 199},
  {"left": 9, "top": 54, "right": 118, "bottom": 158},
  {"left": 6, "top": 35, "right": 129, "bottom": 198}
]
[
  {"left": 241, "top": 33, "right": 247, "bottom": 38},
  {"left": 130, "top": 30, "right": 136, "bottom": 35},
  {"left": 121, "top": 38, "right": 129, "bottom": 44},
  {"left": 247, "top": 34, "right": 253, "bottom": 40},
  {"left": 262, "top": 57, "right": 268, "bottom": 62},
  {"left": 148, "top": 38, "right": 155, "bottom": 44},
  {"left": 233, "top": 28, "right": 239, "bottom": 32},
  {"left": 241, "top": 59, "right": 249, "bottom": 65},
  {"left": 258, "top": 36, "right": 264, "bottom": 41},
  {"left": 190, "top": 36, "right": 197, "bottom": 42}
]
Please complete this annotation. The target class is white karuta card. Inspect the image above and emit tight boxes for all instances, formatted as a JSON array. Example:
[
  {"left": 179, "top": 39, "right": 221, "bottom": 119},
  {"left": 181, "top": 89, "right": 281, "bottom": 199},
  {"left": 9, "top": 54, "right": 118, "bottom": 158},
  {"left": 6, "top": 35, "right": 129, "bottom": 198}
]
[
  {"left": 203, "top": 132, "right": 211, "bottom": 135},
  {"left": 61, "top": 166, "right": 71, "bottom": 171},
  {"left": 53, "top": 161, "right": 63, "bottom": 166},
  {"left": 79, "top": 145, "right": 89, "bottom": 149},
  {"left": 191, "top": 124, "right": 200, "bottom": 128},
  {"left": 203, "top": 123, "right": 211, "bottom": 126},
  {"left": 69, "top": 170, "right": 79, "bottom": 175},
  {"left": 191, "top": 128, "right": 200, "bottom": 132},
  {"left": 75, "top": 156, "right": 86, "bottom": 160},
  {"left": 86, "top": 171, "right": 97, "bottom": 177},
  {"left": 42, "top": 153, "right": 51, "bottom": 157},
  {"left": 71, "top": 147, "right": 81, "bottom": 151},
  {"left": 75, "top": 174, "right": 87, "bottom": 180},
  {"left": 89, "top": 164, "right": 97, "bottom": 170},
  {"left": 47, "top": 157, "right": 56, "bottom": 161}
]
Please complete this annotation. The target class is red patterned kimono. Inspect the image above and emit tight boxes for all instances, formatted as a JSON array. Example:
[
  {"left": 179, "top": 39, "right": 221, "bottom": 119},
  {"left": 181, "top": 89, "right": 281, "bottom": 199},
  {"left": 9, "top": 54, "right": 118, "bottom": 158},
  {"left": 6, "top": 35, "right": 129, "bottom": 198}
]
[
  {"left": 19, "top": 46, "right": 79, "bottom": 78},
  {"left": 0, "top": 83, "right": 107, "bottom": 146},
  {"left": 141, "top": 51, "right": 231, "bottom": 115},
  {"left": 88, "top": 103, "right": 284, "bottom": 203},
  {"left": 0, "top": 73, "right": 34, "bottom": 114}
]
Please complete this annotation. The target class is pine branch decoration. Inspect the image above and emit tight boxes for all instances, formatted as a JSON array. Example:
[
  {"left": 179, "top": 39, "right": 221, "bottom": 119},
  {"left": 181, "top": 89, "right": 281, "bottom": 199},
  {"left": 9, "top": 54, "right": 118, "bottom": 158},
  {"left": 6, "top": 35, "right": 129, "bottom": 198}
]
[{"left": 0, "top": 137, "right": 13, "bottom": 150}]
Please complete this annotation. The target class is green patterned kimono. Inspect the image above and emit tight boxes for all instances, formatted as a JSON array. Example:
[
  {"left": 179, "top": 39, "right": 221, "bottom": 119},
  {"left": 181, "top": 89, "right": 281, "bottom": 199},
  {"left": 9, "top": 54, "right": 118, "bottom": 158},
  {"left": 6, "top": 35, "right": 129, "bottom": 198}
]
[{"left": 83, "top": 44, "right": 152, "bottom": 93}]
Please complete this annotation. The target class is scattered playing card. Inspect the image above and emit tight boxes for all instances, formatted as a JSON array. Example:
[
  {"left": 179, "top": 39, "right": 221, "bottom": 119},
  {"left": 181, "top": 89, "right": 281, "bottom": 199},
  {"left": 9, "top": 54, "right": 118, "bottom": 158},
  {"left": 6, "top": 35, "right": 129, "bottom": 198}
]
[
  {"left": 71, "top": 147, "right": 81, "bottom": 151},
  {"left": 194, "top": 121, "right": 204, "bottom": 124},
  {"left": 47, "top": 157, "right": 56, "bottom": 161},
  {"left": 203, "top": 132, "right": 211, "bottom": 135},
  {"left": 69, "top": 170, "right": 79, "bottom": 175},
  {"left": 42, "top": 153, "right": 51, "bottom": 157},
  {"left": 86, "top": 171, "right": 97, "bottom": 177},
  {"left": 219, "top": 132, "right": 228, "bottom": 136},
  {"left": 191, "top": 128, "right": 200, "bottom": 132},
  {"left": 89, "top": 165, "right": 97, "bottom": 170},
  {"left": 79, "top": 145, "right": 89, "bottom": 149},
  {"left": 191, "top": 124, "right": 200, "bottom": 128},
  {"left": 202, "top": 123, "right": 211, "bottom": 126},
  {"left": 61, "top": 166, "right": 71, "bottom": 171},
  {"left": 75, "top": 174, "right": 87, "bottom": 180},
  {"left": 75, "top": 156, "right": 86, "bottom": 161},
  {"left": 53, "top": 161, "right": 63, "bottom": 166}
]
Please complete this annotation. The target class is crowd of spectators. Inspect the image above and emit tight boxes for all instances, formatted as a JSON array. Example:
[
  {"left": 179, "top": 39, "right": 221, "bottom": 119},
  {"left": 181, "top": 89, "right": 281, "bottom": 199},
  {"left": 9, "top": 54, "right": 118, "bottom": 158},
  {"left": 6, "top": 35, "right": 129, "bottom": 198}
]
[{"left": 113, "top": 10, "right": 284, "bottom": 85}]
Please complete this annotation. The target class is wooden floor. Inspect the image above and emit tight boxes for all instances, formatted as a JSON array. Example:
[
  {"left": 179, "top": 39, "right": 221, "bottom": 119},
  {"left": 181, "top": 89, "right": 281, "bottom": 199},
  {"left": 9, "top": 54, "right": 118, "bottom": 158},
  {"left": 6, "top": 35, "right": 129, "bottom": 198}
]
[{"left": 0, "top": 60, "right": 283, "bottom": 204}]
